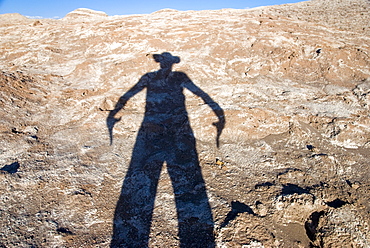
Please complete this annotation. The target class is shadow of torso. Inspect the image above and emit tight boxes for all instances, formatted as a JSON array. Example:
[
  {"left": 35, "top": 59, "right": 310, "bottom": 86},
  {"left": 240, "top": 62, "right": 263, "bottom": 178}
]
[{"left": 142, "top": 71, "right": 191, "bottom": 134}]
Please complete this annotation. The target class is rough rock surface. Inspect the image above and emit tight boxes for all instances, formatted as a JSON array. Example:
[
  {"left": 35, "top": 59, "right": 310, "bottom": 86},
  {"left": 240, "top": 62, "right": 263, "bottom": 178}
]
[{"left": 0, "top": 0, "right": 370, "bottom": 247}]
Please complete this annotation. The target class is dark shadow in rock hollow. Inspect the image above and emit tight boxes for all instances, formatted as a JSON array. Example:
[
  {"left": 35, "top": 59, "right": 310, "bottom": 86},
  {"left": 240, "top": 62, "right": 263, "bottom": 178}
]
[
  {"left": 220, "top": 201, "right": 257, "bottom": 228},
  {"left": 107, "top": 52, "right": 225, "bottom": 248},
  {"left": 281, "top": 183, "right": 310, "bottom": 195},
  {"left": 0, "top": 162, "right": 20, "bottom": 174}
]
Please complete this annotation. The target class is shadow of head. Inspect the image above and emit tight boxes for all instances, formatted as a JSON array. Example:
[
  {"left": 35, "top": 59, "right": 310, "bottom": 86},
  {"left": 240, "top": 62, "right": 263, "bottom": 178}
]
[{"left": 153, "top": 52, "right": 180, "bottom": 69}]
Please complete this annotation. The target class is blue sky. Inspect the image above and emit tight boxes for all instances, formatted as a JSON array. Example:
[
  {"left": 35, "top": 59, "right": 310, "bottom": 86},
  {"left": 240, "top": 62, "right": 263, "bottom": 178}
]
[{"left": 0, "top": 0, "right": 304, "bottom": 19}]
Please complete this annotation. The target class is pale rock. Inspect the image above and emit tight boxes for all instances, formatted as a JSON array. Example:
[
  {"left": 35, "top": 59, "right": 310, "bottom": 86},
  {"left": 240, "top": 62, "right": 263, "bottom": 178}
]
[{"left": 62, "top": 8, "right": 109, "bottom": 21}]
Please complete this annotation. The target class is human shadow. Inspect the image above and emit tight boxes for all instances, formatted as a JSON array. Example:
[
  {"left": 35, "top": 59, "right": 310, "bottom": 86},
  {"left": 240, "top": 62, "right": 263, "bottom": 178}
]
[{"left": 107, "top": 52, "right": 225, "bottom": 248}]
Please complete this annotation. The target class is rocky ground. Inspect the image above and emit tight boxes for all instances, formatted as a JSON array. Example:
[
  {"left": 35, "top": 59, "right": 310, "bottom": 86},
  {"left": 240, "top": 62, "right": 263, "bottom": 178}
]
[{"left": 0, "top": 0, "right": 370, "bottom": 247}]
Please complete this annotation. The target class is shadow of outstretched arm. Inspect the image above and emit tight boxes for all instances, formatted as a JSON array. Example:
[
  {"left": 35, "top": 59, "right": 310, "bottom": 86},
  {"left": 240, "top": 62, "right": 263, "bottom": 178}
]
[
  {"left": 107, "top": 78, "right": 146, "bottom": 145},
  {"left": 184, "top": 81, "right": 225, "bottom": 147}
]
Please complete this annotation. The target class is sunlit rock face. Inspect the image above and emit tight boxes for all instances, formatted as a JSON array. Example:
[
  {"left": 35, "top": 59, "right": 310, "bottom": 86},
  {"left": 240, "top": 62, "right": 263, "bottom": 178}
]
[{"left": 0, "top": 0, "right": 369, "bottom": 247}]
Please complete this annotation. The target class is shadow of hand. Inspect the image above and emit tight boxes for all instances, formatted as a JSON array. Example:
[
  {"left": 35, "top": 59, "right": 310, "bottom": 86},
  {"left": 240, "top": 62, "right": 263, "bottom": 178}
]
[
  {"left": 107, "top": 116, "right": 122, "bottom": 145},
  {"left": 212, "top": 118, "right": 225, "bottom": 148}
]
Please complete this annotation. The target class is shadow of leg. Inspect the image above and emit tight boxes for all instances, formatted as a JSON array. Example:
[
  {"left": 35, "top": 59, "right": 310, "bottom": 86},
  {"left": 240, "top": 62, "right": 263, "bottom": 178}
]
[
  {"left": 111, "top": 134, "right": 164, "bottom": 247},
  {"left": 167, "top": 146, "right": 215, "bottom": 248}
]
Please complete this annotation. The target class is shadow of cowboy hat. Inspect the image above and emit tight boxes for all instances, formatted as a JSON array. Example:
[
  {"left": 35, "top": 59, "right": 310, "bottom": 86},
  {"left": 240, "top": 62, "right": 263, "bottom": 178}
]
[{"left": 153, "top": 52, "right": 180, "bottom": 64}]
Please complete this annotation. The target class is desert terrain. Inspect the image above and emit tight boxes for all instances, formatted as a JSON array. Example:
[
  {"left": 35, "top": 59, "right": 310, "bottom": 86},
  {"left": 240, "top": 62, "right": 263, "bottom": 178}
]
[{"left": 0, "top": 0, "right": 370, "bottom": 247}]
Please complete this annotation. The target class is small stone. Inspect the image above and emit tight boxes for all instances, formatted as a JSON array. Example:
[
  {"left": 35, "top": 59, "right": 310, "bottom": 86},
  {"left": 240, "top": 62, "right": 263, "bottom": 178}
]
[
  {"left": 351, "top": 181, "right": 361, "bottom": 190},
  {"left": 99, "top": 98, "right": 115, "bottom": 111}
]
